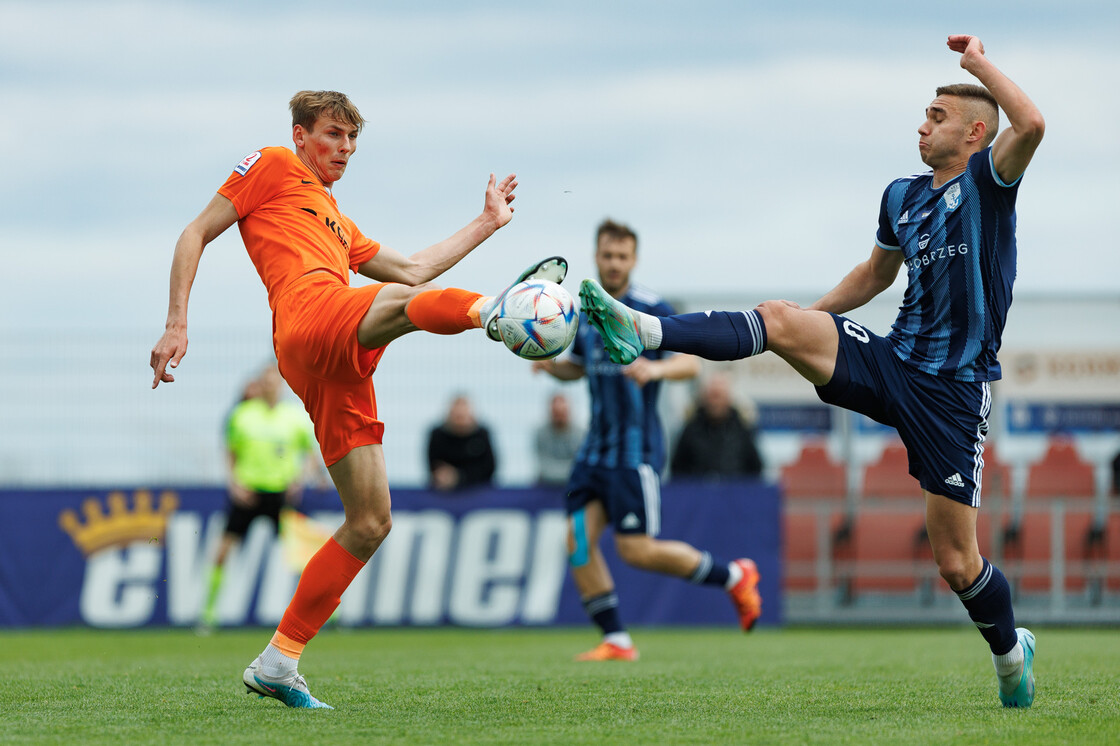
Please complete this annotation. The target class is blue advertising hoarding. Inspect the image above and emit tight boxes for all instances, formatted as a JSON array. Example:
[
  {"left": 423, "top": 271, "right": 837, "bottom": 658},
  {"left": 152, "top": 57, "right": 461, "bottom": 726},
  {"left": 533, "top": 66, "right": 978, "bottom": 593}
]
[{"left": 0, "top": 483, "right": 780, "bottom": 629}]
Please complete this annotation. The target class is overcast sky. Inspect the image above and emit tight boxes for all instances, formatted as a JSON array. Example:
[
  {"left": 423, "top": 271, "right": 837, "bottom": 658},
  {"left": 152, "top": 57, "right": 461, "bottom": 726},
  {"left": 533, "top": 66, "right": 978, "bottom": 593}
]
[{"left": 2, "top": 0, "right": 1118, "bottom": 339}]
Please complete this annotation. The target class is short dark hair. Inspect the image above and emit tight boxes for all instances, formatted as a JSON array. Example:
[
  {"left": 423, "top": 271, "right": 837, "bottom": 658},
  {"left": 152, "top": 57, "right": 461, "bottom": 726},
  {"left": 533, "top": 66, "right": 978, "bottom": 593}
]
[
  {"left": 596, "top": 218, "right": 638, "bottom": 250},
  {"left": 936, "top": 83, "right": 999, "bottom": 147},
  {"left": 289, "top": 90, "right": 366, "bottom": 134}
]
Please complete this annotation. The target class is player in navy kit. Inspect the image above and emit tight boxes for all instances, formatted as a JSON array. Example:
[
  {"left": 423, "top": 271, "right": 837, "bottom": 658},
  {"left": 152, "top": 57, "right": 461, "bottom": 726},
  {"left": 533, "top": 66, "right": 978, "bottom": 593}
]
[
  {"left": 579, "top": 36, "right": 1044, "bottom": 705},
  {"left": 535, "top": 219, "right": 763, "bottom": 661}
]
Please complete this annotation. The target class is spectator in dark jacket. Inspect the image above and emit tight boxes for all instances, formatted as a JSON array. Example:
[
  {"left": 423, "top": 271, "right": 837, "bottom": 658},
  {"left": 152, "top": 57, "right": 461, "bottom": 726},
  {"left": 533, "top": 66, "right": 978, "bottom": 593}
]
[
  {"left": 671, "top": 373, "right": 762, "bottom": 479},
  {"left": 428, "top": 394, "right": 497, "bottom": 491}
]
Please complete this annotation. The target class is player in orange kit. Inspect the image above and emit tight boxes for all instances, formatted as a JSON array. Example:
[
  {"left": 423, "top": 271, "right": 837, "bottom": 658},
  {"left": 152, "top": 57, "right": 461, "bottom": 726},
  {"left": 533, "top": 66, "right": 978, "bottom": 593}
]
[{"left": 150, "top": 90, "right": 566, "bottom": 709}]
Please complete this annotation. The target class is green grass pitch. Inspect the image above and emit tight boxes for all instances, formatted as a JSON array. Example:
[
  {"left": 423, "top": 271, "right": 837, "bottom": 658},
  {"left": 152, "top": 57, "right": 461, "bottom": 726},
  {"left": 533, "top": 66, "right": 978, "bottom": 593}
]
[{"left": 2, "top": 626, "right": 1117, "bottom": 745}]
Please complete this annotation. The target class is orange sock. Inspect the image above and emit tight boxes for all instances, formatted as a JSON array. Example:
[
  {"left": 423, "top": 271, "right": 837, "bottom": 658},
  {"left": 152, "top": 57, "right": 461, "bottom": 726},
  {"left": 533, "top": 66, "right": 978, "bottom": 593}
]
[
  {"left": 405, "top": 288, "right": 485, "bottom": 334},
  {"left": 275, "top": 537, "right": 365, "bottom": 651}
]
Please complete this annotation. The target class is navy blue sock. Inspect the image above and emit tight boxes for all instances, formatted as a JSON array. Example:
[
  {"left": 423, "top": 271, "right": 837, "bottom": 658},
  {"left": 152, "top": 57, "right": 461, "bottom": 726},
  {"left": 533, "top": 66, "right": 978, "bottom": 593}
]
[
  {"left": 689, "top": 551, "right": 731, "bottom": 587},
  {"left": 583, "top": 592, "right": 625, "bottom": 635},
  {"left": 956, "top": 558, "right": 1018, "bottom": 655},
  {"left": 659, "top": 310, "right": 767, "bottom": 360}
]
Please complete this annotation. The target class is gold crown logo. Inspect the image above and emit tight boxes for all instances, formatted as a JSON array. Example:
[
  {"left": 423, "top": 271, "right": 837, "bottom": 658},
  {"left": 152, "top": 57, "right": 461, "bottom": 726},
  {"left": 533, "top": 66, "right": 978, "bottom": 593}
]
[{"left": 59, "top": 489, "right": 179, "bottom": 557}]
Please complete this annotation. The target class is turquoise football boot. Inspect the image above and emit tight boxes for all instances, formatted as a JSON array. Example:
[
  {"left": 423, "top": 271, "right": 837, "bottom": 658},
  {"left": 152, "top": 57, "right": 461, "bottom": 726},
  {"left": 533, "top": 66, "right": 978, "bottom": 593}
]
[
  {"left": 578, "top": 278, "right": 644, "bottom": 364},
  {"left": 998, "top": 628, "right": 1035, "bottom": 708},
  {"left": 243, "top": 656, "right": 333, "bottom": 710}
]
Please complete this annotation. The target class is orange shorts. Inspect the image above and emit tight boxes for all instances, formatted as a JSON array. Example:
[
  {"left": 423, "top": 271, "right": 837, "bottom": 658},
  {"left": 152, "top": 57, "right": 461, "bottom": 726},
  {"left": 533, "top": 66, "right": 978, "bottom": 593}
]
[{"left": 272, "top": 272, "right": 388, "bottom": 466}]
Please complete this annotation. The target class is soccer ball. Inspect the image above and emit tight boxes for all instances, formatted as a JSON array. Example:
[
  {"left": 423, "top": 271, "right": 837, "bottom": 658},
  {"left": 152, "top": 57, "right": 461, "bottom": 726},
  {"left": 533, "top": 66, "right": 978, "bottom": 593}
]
[{"left": 493, "top": 280, "right": 579, "bottom": 360}]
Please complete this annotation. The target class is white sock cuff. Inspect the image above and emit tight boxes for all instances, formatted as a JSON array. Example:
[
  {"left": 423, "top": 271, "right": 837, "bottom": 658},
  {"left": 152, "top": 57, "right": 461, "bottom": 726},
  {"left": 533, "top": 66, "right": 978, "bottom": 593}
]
[
  {"left": 260, "top": 643, "right": 298, "bottom": 675},
  {"left": 992, "top": 641, "right": 1023, "bottom": 677},
  {"left": 725, "top": 561, "right": 744, "bottom": 590},
  {"left": 642, "top": 315, "right": 663, "bottom": 349},
  {"left": 604, "top": 631, "right": 634, "bottom": 649}
]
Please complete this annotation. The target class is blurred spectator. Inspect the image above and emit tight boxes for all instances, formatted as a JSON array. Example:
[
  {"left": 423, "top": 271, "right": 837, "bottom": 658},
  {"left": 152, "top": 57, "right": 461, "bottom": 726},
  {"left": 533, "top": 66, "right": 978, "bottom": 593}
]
[
  {"left": 534, "top": 392, "right": 584, "bottom": 486},
  {"left": 202, "top": 363, "right": 318, "bottom": 629},
  {"left": 671, "top": 372, "right": 763, "bottom": 479},
  {"left": 427, "top": 394, "right": 497, "bottom": 491},
  {"left": 1111, "top": 450, "right": 1120, "bottom": 496}
]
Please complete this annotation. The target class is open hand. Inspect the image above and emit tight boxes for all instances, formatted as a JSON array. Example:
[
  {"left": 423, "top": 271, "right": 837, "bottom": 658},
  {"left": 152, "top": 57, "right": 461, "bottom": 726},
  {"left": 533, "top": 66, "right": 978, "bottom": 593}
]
[{"left": 484, "top": 173, "right": 518, "bottom": 229}]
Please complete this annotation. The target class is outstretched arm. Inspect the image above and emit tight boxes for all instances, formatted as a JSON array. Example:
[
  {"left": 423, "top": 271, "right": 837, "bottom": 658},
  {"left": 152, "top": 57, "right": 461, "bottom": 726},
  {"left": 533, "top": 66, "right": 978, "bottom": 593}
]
[
  {"left": 948, "top": 35, "right": 1045, "bottom": 184},
  {"left": 149, "top": 194, "right": 239, "bottom": 388},
  {"left": 807, "top": 245, "right": 904, "bottom": 315},
  {"left": 356, "top": 173, "right": 517, "bottom": 285}
]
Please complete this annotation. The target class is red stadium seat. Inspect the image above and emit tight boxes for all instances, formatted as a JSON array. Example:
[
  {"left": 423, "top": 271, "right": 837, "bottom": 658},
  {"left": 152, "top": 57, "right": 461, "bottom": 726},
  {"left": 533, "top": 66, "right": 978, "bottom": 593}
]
[
  {"left": 1108, "top": 512, "right": 1120, "bottom": 592},
  {"left": 1025, "top": 438, "right": 1096, "bottom": 500},
  {"left": 1000, "top": 509, "right": 1100, "bottom": 593},
  {"left": 781, "top": 442, "right": 847, "bottom": 501},
  {"left": 845, "top": 511, "right": 927, "bottom": 594},
  {"left": 783, "top": 511, "right": 850, "bottom": 592},
  {"left": 861, "top": 442, "right": 916, "bottom": 500},
  {"left": 981, "top": 443, "right": 1014, "bottom": 502},
  {"left": 781, "top": 442, "right": 853, "bottom": 594}
]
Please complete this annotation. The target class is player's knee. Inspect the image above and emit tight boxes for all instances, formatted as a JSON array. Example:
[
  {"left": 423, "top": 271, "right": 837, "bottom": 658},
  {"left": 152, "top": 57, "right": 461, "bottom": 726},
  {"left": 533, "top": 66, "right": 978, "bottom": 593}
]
[
  {"left": 755, "top": 299, "right": 798, "bottom": 342},
  {"left": 935, "top": 552, "right": 974, "bottom": 591},
  {"left": 399, "top": 282, "right": 443, "bottom": 311},
  {"left": 349, "top": 512, "right": 392, "bottom": 547}
]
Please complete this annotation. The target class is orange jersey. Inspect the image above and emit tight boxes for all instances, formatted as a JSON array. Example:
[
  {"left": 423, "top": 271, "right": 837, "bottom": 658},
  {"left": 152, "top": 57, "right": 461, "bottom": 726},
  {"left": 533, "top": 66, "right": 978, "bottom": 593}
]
[{"left": 218, "top": 147, "right": 380, "bottom": 308}]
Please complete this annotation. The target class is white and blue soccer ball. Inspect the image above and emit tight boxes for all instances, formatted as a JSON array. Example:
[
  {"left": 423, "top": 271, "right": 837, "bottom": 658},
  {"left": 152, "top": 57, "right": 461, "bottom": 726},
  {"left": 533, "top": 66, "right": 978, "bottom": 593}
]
[{"left": 494, "top": 279, "right": 579, "bottom": 360}]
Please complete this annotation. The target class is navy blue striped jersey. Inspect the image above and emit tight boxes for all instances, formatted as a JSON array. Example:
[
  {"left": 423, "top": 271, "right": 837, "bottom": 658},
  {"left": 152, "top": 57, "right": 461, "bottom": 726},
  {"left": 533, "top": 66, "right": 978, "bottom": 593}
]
[
  {"left": 567, "top": 284, "right": 677, "bottom": 472},
  {"left": 875, "top": 147, "right": 1020, "bottom": 382}
]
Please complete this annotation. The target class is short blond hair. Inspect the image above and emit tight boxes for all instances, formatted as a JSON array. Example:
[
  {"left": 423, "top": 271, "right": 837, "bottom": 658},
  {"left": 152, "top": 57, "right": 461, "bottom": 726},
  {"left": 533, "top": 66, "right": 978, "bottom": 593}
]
[{"left": 289, "top": 90, "right": 365, "bottom": 134}]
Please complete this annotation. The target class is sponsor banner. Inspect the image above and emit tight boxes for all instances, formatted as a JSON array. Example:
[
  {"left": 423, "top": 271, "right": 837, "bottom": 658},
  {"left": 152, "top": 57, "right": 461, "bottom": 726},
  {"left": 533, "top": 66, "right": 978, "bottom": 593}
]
[
  {"left": 999, "top": 349, "right": 1120, "bottom": 400},
  {"left": 0, "top": 483, "right": 780, "bottom": 628},
  {"left": 1006, "top": 401, "right": 1120, "bottom": 433},
  {"left": 757, "top": 403, "right": 833, "bottom": 432}
]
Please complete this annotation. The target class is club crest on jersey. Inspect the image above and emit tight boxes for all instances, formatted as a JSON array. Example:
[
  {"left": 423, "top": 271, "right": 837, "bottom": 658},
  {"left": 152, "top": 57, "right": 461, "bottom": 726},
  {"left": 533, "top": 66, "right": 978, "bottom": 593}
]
[
  {"left": 943, "top": 183, "right": 962, "bottom": 212},
  {"left": 234, "top": 151, "right": 263, "bottom": 176}
]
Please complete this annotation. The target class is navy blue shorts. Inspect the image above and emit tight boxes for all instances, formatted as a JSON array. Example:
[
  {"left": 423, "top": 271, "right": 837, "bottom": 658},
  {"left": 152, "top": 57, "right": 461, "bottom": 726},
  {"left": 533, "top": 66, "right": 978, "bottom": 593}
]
[
  {"left": 566, "top": 463, "right": 662, "bottom": 536},
  {"left": 814, "top": 314, "right": 992, "bottom": 506}
]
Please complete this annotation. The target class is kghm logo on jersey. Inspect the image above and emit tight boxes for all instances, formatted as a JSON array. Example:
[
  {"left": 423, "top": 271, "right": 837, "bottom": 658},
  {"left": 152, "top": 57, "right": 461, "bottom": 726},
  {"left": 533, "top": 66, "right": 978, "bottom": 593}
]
[{"left": 943, "top": 183, "right": 962, "bottom": 212}]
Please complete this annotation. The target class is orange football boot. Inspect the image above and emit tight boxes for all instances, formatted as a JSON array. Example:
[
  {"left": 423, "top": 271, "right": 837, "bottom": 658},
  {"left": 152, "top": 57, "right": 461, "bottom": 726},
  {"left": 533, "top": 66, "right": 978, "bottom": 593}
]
[
  {"left": 728, "top": 558, "right": 762, "bottom": 632},
  {"left": 574, "top": 641, "right": 639, "bottom": 661}
]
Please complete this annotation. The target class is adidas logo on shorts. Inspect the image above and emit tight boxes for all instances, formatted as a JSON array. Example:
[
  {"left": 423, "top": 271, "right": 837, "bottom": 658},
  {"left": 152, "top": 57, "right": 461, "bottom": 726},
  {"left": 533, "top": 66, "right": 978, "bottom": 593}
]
[
  {"left": 944, "top": 472, "right": 965, "bottom": 488},
  {"left": 620, "top": 513, "right": 641, "bottom": 530}
]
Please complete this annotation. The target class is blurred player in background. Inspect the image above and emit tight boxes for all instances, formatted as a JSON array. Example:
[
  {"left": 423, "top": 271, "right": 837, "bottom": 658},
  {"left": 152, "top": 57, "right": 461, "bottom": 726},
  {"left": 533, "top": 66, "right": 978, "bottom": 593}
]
[
  {"left": 580, "top": 36, "right": 1043, "bottom": 706},
  {"left": 150, "top": 89, "right": 568, "bottom": 708},
  {"left": 534, "top": 219, "right": 763, "bottom": 662},
  {"left": 200, "top": 364, "right": 317, "bottom": 631}
]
